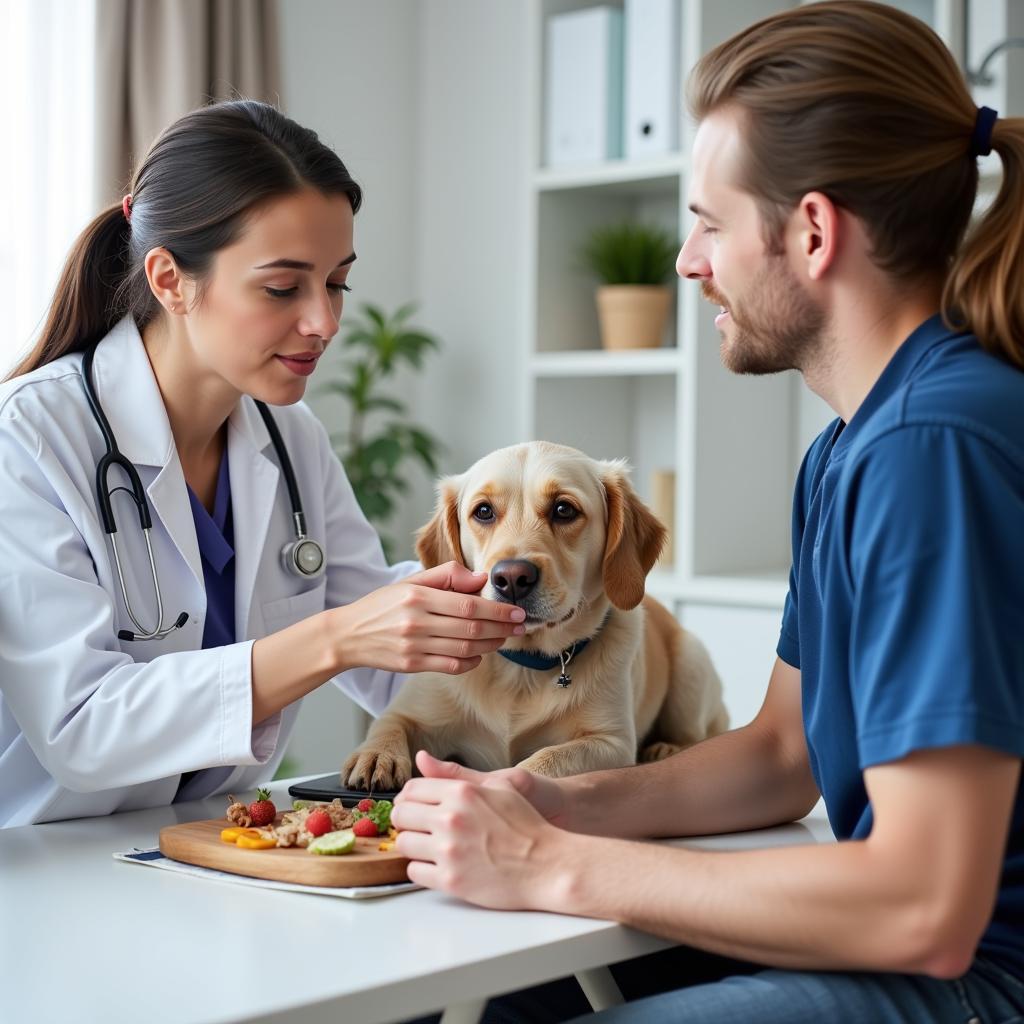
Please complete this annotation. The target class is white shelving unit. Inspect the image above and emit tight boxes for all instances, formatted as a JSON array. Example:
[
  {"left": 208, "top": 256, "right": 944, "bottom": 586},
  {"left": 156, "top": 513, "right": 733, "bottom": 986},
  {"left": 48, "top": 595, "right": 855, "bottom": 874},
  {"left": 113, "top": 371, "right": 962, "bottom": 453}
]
[{"left": 521, "top": 0, "right": 976, "bottom": 725}]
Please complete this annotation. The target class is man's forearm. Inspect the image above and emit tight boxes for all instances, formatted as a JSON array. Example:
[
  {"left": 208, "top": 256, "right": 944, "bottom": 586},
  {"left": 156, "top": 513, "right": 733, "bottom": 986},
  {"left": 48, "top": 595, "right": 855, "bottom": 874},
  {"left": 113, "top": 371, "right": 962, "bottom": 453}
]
[
  {"left": 544, "top": 833, "right": 959, "bottom": 977},
  {"left": 558, "top": 722, "right": 819, "bottom": 839}
]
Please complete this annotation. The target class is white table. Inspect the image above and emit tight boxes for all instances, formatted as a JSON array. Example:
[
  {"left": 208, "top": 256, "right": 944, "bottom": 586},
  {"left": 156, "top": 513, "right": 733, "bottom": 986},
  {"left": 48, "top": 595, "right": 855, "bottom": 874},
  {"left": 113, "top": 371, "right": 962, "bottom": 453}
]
[{"left": 0, "top": 779, "right": 833, "bottom": 1024}]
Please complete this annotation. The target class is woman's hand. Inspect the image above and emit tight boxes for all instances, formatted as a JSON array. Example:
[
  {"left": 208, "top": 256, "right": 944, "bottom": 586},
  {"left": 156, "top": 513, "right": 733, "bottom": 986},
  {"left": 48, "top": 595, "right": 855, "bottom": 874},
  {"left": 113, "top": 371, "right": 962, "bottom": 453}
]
[
  {"left": 392, "top": 751, "right": 577, "bottom": 910},
  {"left": 331, "top": 561, "right": 526, "bottom": 675}
]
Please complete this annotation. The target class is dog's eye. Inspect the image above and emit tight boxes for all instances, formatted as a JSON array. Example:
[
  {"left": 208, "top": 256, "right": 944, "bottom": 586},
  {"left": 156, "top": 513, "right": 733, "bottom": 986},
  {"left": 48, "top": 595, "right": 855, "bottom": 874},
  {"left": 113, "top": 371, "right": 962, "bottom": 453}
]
[
  {"left": 552, "top": 501, "right": 579, "bottom": 522},
  {"left": 472, "top": 503, "right": 495, "bottom": 523}
]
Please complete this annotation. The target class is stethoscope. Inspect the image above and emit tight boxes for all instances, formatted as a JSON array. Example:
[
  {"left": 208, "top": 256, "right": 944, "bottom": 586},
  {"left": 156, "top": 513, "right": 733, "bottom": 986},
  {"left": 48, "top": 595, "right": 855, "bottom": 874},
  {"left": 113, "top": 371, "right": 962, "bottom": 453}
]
[{"left": 81, "top": 344, "right": 326, "bottom": 642}]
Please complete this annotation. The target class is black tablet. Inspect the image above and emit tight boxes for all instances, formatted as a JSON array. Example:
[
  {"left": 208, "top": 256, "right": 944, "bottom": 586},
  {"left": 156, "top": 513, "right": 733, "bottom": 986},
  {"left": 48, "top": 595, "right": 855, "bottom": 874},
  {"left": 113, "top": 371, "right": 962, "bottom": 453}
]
[{"left": 287, "top": 774, "right": 401, "bottom": 805}]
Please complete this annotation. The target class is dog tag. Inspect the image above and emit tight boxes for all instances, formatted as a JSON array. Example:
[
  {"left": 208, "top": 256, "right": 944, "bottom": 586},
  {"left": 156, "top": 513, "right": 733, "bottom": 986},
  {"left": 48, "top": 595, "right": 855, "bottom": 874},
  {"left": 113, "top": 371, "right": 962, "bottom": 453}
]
[{"left": 555, "top": 643, "right": 577, "bottom": 688}]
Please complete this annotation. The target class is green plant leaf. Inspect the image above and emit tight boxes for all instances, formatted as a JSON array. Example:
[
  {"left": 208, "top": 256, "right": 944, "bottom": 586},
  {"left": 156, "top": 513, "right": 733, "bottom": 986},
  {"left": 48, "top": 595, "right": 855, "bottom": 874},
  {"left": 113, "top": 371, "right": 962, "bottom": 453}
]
[
  {"left": 392, "top": 300, "right": 418, "bottom": 325},
  {"left": 358, "top": 489, "right": 394, "bottom": 521},
  {"left": 331, "top": 300, "right": 444, "bottom": 533},
  {"left": 362, "top": 304, "right": 388, "bottom": 331},
  {"left": 579, "top": 222, "right": 679, "bottom": 286},
  {"left": 362, "top": 435, "right": 404, "bottom": 470},
  {"left": 362, "top": 395, "right": 407, "bottom": 414},
  {"left": 343, "top": 327, "right": 379, "bottom": 349}
]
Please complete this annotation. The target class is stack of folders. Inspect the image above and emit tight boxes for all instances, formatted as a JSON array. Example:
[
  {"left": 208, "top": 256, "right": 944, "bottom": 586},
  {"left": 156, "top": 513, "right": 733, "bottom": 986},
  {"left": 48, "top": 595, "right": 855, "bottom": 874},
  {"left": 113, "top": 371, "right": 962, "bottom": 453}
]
[{"left": 545, "top": 0, "right": 681, "bottom": 168}]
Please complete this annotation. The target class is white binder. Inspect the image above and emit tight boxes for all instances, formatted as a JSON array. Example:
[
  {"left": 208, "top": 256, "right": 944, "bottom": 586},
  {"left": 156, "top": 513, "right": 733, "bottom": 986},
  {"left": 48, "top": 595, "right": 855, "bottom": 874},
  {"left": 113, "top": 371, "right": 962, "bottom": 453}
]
[
  {"left": 545, "top": 6, "right": 624, "bottom": 167},
  {"left": 624, "top": 0, "right": 680, "bottom": 159}
]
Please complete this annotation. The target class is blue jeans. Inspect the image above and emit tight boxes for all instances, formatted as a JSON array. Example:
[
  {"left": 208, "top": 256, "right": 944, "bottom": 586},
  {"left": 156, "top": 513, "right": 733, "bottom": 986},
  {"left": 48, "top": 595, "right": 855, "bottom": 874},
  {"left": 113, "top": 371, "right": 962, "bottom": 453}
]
[
  {"left": 406, "top": 946, "right": 1024, "bottom": 1023},
  {"left": 568, "top": 953, "right": 1024, "bottom": 1023}
]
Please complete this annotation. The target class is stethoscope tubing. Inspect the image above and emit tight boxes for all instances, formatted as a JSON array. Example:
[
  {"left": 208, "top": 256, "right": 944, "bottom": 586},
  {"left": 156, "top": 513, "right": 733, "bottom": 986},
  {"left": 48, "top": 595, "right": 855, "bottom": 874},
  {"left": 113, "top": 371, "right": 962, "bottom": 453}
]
[{"left": 80, "top": 340, "right": 324, "bottom": 642}]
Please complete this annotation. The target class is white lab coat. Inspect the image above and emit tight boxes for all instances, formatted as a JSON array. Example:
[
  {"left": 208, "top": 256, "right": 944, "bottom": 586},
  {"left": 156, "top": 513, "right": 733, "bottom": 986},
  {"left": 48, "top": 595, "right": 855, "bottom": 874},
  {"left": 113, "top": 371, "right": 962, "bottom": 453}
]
[{"left": 0, "top": 317, "right": 419, "bottom": 827}]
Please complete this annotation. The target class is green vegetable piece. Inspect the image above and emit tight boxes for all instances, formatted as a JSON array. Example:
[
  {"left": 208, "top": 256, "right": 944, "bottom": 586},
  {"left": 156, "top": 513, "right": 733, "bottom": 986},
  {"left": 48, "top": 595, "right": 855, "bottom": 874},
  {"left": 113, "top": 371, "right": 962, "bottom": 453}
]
[
  {"left": 353, "top": 799, "right": 393, "bottom": 833},
  {"left": 307, "top": 829, "right": 356, "bottom": 856},
  {"left": 292, "top": 799, "right": 313, "bottom": 810}
]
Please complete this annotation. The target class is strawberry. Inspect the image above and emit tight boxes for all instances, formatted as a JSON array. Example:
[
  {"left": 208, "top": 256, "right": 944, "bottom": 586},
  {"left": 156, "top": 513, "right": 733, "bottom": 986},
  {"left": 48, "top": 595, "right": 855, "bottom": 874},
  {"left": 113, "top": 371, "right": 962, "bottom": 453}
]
[
  {"left": 356, "top": 798, "right": 375, "bottom": 812},
  {"left": 305, "top": 808, "right": 332, "bottom": 838},
  {"left": 247, "top": 787, "right": 276, "bottom": 828},
  {"left": 352, "top": 817, "right": 379, "bottom": 838}
]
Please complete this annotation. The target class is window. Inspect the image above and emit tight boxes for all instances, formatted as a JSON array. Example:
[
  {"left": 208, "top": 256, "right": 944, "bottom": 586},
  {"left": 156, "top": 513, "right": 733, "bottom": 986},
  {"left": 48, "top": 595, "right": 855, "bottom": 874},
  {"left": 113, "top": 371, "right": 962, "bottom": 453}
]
[{"left": 1, "top": 0, "right": 97, "bottom": 377}]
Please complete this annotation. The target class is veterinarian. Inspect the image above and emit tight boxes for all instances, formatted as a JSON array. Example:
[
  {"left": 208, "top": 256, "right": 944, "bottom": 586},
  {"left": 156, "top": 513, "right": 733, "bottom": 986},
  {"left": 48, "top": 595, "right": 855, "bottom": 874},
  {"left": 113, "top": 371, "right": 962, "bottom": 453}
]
[
  {"left": 391, "top": 2, "right": 1024, "bottom": 1020},
  {"left": 0, "top": 100, "right": 526, "bottom": 828}
]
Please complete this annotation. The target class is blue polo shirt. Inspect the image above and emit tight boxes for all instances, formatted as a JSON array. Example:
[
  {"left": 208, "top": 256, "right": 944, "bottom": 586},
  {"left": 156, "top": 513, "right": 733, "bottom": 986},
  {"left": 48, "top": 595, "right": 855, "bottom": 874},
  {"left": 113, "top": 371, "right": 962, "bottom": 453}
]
[{"left": 778, "top": 314, "right": 1024, "bottom": 975}]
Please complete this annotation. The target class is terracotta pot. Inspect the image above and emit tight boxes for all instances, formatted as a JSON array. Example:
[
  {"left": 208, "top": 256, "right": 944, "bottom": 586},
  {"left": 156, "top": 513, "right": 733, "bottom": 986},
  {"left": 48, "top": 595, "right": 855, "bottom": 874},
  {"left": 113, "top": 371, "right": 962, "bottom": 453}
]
[{"left": 595, "top": 285, "right": 673, "bottom": 350}]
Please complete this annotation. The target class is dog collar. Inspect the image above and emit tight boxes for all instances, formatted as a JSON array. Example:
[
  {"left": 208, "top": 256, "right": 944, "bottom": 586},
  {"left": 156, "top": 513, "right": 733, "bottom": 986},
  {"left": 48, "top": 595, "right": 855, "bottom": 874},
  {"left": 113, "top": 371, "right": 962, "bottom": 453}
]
[{"left": 497, "top": 614, "right": 608, "bottom": 688}]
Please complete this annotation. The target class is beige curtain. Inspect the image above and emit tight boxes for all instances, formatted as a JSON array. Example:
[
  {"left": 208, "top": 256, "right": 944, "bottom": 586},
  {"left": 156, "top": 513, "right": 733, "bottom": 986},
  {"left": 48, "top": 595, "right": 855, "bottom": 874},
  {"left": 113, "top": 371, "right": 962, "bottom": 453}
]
[{"left": 94, "top": 0, "right": 281, "bottom": 207}]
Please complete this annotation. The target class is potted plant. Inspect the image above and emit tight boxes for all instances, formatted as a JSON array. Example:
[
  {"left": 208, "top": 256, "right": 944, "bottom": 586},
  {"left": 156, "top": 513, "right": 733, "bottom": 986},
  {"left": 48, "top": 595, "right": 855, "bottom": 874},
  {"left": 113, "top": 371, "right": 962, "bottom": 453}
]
[
  {"left": 580, "top": 222, "right": 678, "bottom": 350},
  {"left": 317, "top": 302, "right": 442, "bottom": 559}
]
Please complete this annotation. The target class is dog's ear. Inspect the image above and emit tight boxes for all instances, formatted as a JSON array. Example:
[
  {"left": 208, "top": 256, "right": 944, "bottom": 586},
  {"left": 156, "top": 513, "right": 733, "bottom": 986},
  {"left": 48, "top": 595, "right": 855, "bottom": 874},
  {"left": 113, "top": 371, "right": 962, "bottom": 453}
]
[
  {"left": 601, "top": 464, "right": 667, "bottom": 610},
  {"left": 415, "top": 477, "right": 465, "bottom": 568}
]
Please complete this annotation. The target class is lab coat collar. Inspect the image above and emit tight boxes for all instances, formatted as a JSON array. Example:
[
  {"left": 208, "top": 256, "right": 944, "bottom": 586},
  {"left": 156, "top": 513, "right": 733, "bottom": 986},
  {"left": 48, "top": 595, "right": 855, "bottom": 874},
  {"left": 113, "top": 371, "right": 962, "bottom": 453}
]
[
  {"left": 91, "top": 317, "right": 279, "bottom": 604},
  {"left": 90, "top": 317, "right": 273, "bottom": 466}
]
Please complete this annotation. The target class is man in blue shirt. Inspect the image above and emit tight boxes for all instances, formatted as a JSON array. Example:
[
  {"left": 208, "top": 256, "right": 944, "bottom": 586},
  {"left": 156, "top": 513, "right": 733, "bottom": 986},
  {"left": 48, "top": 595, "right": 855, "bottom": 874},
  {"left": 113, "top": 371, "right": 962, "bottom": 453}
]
[{"left": 393, "top": 3, "right": 1024, "bottom": 1021}]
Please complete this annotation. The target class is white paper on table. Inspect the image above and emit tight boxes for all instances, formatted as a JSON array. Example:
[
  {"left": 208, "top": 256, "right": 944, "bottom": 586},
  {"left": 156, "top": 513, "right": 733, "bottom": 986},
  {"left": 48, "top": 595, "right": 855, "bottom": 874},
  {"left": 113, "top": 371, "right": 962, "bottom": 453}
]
[{"left": 113, "top": 847, "right": 422, "bottom": 899}]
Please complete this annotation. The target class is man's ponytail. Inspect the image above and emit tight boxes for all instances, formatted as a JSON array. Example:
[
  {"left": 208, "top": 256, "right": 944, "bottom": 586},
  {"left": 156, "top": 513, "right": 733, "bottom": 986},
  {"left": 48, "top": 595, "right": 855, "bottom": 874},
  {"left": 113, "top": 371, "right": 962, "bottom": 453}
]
[{"left": 943, "top": 119, "right": 1024, "bottom": 370}]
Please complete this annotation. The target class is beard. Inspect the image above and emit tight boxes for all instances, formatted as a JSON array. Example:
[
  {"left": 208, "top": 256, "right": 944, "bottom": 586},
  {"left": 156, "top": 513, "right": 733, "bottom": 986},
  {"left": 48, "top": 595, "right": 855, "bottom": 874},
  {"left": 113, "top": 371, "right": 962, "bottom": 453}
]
[{"left": 703, "top": 255, "right": 826, "bottom": 375}]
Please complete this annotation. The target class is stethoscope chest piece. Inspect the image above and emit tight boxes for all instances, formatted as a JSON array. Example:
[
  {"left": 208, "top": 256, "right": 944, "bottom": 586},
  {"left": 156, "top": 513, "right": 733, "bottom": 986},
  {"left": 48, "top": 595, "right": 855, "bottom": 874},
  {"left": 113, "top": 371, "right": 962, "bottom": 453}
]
[{"left": 282, "top": 534, "right": 325, "bottom": 578}]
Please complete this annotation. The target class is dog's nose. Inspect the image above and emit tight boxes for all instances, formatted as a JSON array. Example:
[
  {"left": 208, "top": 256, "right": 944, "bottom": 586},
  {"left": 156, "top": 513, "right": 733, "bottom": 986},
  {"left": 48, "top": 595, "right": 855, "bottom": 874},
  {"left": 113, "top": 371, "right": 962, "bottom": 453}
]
[{"left": 490, "top": 559, "right": 540, "bottom": 603}]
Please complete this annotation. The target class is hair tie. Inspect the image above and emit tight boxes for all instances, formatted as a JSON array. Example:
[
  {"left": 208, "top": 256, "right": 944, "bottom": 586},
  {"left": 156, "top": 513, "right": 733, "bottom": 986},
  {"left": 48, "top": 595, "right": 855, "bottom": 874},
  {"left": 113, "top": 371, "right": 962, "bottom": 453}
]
[
  {"left": 121, "top": 194, "right": 133, "bottom": 223},
  {"left": 970, "top": 106, "right": 998, "bottom": 158}
]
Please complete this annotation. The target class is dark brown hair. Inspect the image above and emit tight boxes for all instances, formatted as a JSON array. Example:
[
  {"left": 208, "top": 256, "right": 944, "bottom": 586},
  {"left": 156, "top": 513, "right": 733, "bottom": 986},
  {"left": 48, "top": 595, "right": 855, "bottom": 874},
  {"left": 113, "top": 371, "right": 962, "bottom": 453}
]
[
  {"left": 688, "top": 0, "right": 1024, "bottom": 368},
  {"left": 10, "top": 99, "right": 362, "bottom": 378}
]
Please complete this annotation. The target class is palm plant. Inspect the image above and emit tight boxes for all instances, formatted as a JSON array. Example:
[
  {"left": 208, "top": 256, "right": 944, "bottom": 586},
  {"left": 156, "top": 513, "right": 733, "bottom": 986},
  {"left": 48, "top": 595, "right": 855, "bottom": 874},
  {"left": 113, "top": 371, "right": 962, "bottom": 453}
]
[{"left": 319, "top": 302, "right": 442, "bottom": 557}]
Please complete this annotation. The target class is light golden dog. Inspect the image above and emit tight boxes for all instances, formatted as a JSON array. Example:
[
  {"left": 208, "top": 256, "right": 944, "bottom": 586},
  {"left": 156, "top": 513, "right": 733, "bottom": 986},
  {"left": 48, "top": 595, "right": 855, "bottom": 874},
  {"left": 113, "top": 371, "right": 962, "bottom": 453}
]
[{"left": 343, "top": 441, "right": 728, "bottom": 789}]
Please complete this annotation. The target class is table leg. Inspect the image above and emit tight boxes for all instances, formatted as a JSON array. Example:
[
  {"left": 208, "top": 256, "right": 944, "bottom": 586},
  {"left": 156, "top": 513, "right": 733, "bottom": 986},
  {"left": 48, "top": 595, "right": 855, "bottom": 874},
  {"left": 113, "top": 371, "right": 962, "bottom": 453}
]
[
  {"left": 439, "top": 997, "right": 487, "bottom": 1024},
  {"left": 576, "top": 965, "right": 625, "bottom": 1011}
]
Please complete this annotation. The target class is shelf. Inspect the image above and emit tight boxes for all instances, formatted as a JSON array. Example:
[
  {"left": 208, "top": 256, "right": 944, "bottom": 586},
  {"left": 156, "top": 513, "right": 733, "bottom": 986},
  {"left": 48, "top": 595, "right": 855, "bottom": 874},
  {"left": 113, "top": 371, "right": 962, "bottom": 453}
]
[
  {"left": 530, "top": 348, "right": 683, "bottom": 377},
  {"left": 534, "top": 153, "right": 684, "bottom": 196}
]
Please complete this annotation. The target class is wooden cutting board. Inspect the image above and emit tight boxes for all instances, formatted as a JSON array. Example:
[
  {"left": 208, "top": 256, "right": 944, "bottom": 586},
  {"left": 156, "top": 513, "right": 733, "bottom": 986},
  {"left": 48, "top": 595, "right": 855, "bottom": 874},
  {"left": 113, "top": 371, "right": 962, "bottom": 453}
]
[{"left": 159, "top": 818, "right": 410, "bottom": 887}]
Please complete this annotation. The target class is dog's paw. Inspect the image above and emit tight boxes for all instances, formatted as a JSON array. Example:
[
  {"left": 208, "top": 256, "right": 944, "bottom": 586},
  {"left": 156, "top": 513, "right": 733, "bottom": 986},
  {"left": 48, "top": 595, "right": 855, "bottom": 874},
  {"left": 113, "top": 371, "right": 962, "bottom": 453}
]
[
  {"left": 514, "top": 750, "right": 569, "bottom": 778},
  {"left": 342, "top": 748, "right": 412, "bottom": 792},
  {"left": 638, "top": 741, "right": 684, "bottom": 763}
]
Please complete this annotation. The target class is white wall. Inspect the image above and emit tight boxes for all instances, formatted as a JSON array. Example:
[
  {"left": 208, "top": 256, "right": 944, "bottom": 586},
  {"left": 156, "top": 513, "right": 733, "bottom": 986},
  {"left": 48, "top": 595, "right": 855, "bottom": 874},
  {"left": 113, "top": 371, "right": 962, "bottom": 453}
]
[
  {"left": 278, "top": 0, "right": 422, "bottom": 772},
  {"left": 280, "top": 0, "right": 418, "bottom": 319},
  {"left": 278, "top": 1, "right": 531, "bottom": 774},
  {"left": 411, "top": 1, "right": 531, "bottom": 484}
]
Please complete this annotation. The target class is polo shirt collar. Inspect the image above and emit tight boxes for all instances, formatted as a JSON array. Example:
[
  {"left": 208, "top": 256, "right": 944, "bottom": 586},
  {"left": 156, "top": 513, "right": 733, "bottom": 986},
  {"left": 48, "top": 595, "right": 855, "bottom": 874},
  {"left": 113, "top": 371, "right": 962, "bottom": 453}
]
[{"left": 833, "top": 313, "right": 963, "bottom": 458}]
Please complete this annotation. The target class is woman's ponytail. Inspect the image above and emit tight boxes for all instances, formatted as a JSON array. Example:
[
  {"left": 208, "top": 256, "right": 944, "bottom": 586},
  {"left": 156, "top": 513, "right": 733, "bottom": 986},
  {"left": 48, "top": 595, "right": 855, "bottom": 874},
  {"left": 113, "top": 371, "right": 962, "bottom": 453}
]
[
  {"left": 7, "top": 204, "right": 130, "bottom": 379},
  {"left": 943, "top": 118, "right": 1024, "bottom": 370}
]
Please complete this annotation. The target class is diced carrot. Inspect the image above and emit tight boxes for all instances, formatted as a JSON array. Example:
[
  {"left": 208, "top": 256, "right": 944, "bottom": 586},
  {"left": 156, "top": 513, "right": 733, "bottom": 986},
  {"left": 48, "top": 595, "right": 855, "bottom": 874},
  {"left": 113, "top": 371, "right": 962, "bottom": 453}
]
[
  {"left": 236, "top": 834, "right": 277, "bottom": 850},
  {"left": 220, "top": 827, "right": 260, "bottom": 843}
]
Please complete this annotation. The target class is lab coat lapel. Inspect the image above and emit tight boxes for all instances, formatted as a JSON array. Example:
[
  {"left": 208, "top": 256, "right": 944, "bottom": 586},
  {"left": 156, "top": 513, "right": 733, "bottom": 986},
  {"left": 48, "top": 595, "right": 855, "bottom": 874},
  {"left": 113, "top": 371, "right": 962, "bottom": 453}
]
[
  {"left": 227, "top": 398, "right": 279, "bottom": 642},
  {"left": 90, "top": 318, "right": 204, "bottom": 591}
]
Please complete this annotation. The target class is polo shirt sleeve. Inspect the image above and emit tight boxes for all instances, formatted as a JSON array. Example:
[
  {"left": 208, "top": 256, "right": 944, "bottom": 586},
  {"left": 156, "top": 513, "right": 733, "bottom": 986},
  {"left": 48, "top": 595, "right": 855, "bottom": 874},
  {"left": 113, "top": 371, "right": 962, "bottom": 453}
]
[
  {"left": 778, "top": 575, "right": 801, "bottom": 668},
  {"left": 838, "top": 424, "right": 1024, "bottom": 768}
]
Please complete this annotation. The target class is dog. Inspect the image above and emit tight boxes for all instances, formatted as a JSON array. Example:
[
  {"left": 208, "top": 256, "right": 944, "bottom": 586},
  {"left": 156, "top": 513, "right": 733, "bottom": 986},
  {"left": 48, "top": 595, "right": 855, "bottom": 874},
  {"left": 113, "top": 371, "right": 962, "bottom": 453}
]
[{"left": 342, "top": 441, "right": 728, "bottom": 790}]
